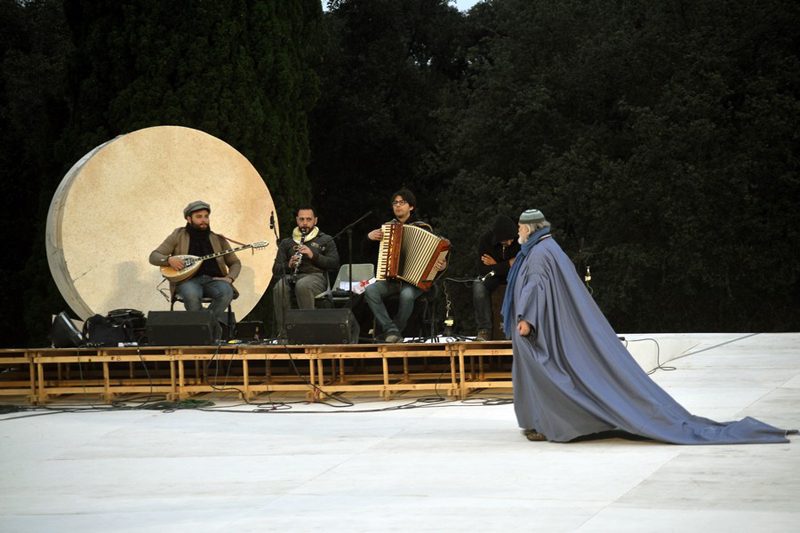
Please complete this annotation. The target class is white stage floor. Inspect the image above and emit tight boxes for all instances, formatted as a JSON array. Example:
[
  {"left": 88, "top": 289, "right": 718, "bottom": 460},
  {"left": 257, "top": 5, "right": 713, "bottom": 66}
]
[{"left": 1, "top": 333, "right": 798, "bottom": 532}]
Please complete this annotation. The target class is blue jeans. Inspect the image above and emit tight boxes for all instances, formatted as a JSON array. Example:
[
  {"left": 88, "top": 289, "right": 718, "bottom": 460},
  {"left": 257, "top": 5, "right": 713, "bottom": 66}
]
[
  {"left": 364, "top": 280, "right": 423, "bottom": 335},
  {"left": 175, "top": 275, "right": 234, "bottom": 325},
  {"left": 473, "top": 276, "right": 503, "bottom": 331}
]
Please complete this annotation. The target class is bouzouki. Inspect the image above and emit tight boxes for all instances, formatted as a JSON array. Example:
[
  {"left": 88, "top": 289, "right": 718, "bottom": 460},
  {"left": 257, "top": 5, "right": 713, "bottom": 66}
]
[{"left": 160, "top": 241, "right": 269, "bottom": 282}]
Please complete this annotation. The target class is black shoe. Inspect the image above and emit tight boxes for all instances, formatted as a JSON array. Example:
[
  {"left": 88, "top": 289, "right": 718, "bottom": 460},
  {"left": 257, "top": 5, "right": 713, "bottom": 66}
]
[{"left": 384, "top": 332, "right": 403, "bottom": 343}]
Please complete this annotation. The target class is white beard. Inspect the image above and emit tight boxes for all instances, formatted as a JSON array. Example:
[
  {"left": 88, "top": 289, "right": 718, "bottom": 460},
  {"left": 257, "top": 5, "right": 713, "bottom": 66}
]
[{"left": 518, "top": 234, "right": 528, "bottom": 245}]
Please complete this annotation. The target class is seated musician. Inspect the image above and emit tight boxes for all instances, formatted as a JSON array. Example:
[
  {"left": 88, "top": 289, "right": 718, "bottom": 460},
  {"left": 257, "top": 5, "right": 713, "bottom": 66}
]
[
  {"left": 272, "top": 205, "right": 340, "bottom": 337},
  {"left": 149, "top": 201, "right": 240, "bottom": 331},
  {"left": 363, "top": 188, "right": 447, "bottom": 343},
  {"left": 473, "top": 214, "right": 521, "bottom": 341}
]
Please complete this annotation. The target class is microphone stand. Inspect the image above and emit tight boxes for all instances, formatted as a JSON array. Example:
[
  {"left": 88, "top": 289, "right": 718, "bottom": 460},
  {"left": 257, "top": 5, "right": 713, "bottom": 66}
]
[
  {"left": 271, "top": 211, "right": 288, "bottom": 341},
  {"left": 332, "top": 210, "right": 372, "bottom": 310}
]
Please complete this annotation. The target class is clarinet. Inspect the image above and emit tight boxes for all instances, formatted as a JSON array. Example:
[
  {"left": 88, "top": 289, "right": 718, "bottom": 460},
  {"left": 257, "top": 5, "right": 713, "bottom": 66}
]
[{"left": 289, "top": 229, "right": 308, "bottom": 286}]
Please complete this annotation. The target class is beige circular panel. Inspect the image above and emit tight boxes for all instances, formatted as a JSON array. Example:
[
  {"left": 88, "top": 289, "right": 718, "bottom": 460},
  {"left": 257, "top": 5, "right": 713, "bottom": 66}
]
[{"left": 46, "top": 126, "right": 278, "bottom": 320}]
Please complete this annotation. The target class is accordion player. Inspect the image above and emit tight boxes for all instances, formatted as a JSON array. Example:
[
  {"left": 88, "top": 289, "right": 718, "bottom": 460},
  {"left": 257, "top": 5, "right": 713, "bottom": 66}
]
[{"left": 376, "top": 223, "right": 450, "bottom": 291}]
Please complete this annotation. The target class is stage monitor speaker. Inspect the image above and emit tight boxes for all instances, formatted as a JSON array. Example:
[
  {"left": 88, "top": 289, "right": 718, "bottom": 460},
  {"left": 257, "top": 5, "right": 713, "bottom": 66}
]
[
  {"left": 285, "top": 309, "right": 359, "bottom": 345},
  {"left": 146, "top": 310, "right": 218, "bottom": 346},
  {"left": 50, "top": 311, "right": 84, "bottom": 348}
]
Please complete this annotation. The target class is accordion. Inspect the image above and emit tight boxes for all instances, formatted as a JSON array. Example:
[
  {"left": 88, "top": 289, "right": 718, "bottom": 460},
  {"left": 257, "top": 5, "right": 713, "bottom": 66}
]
[{"left": 377, "top": 223, "right": 450, "bottom": 291}]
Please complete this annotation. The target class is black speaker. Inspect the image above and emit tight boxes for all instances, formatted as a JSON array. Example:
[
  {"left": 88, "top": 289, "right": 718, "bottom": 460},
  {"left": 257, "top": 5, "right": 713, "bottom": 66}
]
[
  {"left": 285, "top": 309, "right": 360, "bottom": 345},
  {"left": 50, "top": 311, "right": 85, "bottom": 348},
  {"left": 146, "top": 310, "right": 219, "bottom": 346}
]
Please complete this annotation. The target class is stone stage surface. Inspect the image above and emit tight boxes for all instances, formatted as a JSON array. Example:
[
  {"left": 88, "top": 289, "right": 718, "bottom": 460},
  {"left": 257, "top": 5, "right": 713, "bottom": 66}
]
[{"left": 0, "top": 333, "right": 797, "bottom": 532}]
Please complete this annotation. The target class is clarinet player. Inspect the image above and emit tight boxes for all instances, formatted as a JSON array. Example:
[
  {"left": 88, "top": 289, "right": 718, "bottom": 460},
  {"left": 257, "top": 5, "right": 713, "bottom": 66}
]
[{"left": 272, "top": 205, "right": 340, "bottom": 338}]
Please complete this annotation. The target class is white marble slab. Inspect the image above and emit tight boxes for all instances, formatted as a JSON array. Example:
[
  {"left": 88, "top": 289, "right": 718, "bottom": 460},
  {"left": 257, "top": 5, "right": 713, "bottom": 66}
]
[
  {"left": 1, "top": 333, "right": 798, "bottom": 532},
  {"left": 576, "top": 508, "right": 798, "bottom": 533}
]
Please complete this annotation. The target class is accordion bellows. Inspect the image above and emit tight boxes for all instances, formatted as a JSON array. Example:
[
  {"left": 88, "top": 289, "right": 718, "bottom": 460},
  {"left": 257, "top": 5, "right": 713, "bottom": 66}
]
[{"left": 377, "top": 223, "right": 450, "bottom": 291}]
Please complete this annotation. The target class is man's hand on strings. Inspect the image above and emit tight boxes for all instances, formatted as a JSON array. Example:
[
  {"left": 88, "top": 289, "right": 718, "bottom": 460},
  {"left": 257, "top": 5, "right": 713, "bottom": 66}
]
[{"left": 168, "top": 256, "right": 185, "bottom": 270}]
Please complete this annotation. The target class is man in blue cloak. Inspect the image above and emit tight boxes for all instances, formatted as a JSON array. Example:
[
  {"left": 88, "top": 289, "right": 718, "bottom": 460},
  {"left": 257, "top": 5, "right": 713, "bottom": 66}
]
[{"left": 503, "top": 208, "right": 797, "bottom": 444}]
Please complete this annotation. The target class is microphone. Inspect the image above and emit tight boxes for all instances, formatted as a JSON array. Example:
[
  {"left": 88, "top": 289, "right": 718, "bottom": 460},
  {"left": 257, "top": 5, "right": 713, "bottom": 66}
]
[
  {"left": 481, "top": 270, "right": 496, "bottom": 282},
  {"left": 269, "top": 211, "right": 275, "bottom": 230}
]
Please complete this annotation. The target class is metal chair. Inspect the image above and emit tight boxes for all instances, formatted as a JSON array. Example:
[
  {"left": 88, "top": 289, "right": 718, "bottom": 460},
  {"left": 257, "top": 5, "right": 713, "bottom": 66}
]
[{"left": 315, "top": 263, "right": 375, "bottom": 308}]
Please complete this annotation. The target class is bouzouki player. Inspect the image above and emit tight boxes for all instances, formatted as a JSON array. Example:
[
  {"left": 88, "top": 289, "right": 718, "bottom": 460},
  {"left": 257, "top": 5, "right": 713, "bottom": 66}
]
[{"left": 149, "top": 201, "right": 241, "bottom": 333}]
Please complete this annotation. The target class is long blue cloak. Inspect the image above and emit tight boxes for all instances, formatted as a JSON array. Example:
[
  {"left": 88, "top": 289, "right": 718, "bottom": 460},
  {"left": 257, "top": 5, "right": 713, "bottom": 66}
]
[{"left": 503, "top": 236, "right": 796, "bottom": 444}]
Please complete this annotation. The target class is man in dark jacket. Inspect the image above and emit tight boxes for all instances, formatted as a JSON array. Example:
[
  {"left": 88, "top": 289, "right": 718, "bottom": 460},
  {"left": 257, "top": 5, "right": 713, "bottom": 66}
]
[
  {"left": 474, "top": 214, "right": 520, "bottom": 341},
  {"left": 272, "top": 205, "right": 340, "bottom": 336}
]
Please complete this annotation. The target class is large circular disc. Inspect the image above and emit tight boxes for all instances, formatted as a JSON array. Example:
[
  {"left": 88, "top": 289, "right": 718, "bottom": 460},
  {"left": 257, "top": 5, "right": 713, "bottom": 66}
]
[{"left": 46, "top": 125, "right": 278, "bottom": 320}]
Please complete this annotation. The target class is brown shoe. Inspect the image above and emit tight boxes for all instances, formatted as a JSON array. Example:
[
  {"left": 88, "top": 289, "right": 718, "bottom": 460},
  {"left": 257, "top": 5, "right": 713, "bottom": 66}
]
[
  {"left": 523, "top": 429, "right": 547, "bottom": 441},
  {"left": 475, "top": 329, "right": 491, "bottom": 342}
]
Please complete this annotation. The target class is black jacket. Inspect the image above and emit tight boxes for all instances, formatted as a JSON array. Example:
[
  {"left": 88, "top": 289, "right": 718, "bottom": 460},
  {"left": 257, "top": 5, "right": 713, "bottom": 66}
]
[
  {"left": 476, "top": 215, "right": 520, "bottom": 281},
  {"left": 273, "top": 229, "right": 339, "bottom": 276}
]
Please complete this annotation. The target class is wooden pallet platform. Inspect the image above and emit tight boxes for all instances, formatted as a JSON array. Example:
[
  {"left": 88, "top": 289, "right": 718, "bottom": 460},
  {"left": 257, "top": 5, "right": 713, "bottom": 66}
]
[
  {"left": 0, "top": 341, "right": 514, "bottom": 404},
  {"left": 0, "top": 349, "right": 35, "bottom": 402},
  {"left": 457, "top": 340, "right": 514, "bottom": 397}
]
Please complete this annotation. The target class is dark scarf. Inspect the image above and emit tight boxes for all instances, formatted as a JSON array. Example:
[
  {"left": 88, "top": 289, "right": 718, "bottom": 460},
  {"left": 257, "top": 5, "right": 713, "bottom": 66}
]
[
  {"left": 186, "top": 224, "right": 223, "bottom": 278},
  {"left": 501, "top": 226, "right": 551, "bottom": 337},
  {"left": 392, "top": 212, "right": 418, "bottom": 225}
]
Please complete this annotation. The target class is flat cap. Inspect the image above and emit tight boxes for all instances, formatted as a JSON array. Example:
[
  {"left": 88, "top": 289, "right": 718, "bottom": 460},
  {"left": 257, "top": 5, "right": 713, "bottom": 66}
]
[
  {"left": 183, "top": 200, "right": 211, "bottom": 218},
  {"left": 519, "top": 209, "right": 545, "bottom": 224}
]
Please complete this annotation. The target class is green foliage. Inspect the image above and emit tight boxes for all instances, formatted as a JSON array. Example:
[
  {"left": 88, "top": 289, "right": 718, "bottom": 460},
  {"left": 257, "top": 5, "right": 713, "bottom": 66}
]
[
  {"left": 3, "top": 0, "right": 322, "bottom": 346},
  {"left": 1, "top": 0, "right": 71, "bottom": 347},
  {"left": 3, "top": 0, "right": 799, "bottom": 346},
  {"left": 308, "top": 0, "right": 467, "bottom": 235},
  {"left": 431, "top": 0, "right": 800, "bottom": 332},
  {"left": 317, "top": 0, "right": 800, "bottom": 334},
  {"left": 58, "top": 0, "right": 321, "bottom": 217}
]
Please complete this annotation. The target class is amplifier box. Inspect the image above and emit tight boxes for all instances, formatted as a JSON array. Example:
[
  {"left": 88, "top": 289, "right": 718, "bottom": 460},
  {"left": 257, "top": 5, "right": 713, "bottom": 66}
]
[
  {"left": 285, "top": 309, "right": 359, "bottom": 345},
  {"left": 146, "top": 310, "right": 219, "bottom": 346}
]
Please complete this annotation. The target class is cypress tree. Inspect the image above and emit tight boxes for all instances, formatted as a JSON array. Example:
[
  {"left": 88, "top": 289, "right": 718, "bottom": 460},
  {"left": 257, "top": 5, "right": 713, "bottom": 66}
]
[{"left": 58, "top": 0, "right": 320, "bottom": 215}]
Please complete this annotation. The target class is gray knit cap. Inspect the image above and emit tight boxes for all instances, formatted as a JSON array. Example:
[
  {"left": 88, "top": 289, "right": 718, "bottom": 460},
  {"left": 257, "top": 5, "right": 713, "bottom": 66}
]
[
  {"left": 184, "top": 200, "right": 211, "bottom": 218},
  {"left": 519, "top": 209, "right": 545, "bottom": 224}
]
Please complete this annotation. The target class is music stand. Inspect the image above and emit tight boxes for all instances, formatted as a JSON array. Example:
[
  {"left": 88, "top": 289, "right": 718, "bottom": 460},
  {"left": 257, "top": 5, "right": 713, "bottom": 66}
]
[{"left": 331, "top": 210, "right": 372, "bottom": 309}]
